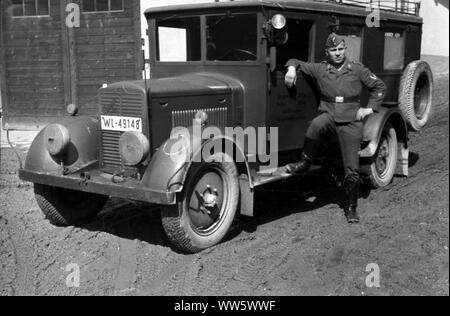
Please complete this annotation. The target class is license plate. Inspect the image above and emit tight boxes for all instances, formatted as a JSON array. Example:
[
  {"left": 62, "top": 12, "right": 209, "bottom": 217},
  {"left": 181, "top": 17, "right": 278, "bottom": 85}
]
[{"left": 101, "top": 116, "right": 142, "bottom": 132}]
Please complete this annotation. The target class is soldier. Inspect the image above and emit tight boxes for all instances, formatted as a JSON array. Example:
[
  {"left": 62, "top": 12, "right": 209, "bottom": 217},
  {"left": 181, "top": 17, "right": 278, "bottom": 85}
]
[{"left": 284, "top": 32, "right": 386, "bottom": 223}]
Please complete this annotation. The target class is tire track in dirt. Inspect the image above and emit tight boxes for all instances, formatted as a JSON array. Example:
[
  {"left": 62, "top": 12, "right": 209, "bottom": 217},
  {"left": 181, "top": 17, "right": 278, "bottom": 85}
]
[
  {"left": 2, "top": 201, "right": 38, "bottom": 295},
  {"left": 0, "top": 216, "right": 18, "bottom": 296},
  {"left": 142, "top": 253, "right": 198, "bottom": 296},
  {"left": 114, "top": 237, "right": 138, "bottom": 295}
]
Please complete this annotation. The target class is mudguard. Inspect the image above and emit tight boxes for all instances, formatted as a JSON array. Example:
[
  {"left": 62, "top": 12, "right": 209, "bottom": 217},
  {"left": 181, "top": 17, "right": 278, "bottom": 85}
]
[
  {"left": 360, "top": 106, "right": 409, "bottom": 176},
  {"left": 141, "top": 125, "right": 251, "bottom": 195},
  {"left": 360, "top": 107, "right": 408, "bottom": 157},
  {"left": 24, "top": 116, "right": 100, "bottom": 173}
]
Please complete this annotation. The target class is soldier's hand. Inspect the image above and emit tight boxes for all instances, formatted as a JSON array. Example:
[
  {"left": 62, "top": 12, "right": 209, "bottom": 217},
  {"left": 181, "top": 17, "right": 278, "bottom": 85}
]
[
  {"left": 356, "top": 108, "right": 374, "bottom": 121},
  {"left": 285, "top": 66, "right": 297, "bottom": 88}
]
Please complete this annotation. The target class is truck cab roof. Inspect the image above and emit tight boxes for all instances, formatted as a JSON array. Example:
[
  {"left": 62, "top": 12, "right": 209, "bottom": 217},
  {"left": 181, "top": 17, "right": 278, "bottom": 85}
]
[{"left": 144, "top": 0, "right": 422, "bottom": 24}]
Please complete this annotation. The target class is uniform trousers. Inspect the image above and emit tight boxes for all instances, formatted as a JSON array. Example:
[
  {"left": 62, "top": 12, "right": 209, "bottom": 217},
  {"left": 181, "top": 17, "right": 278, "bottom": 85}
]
[{"left": 305, "top": 112, "right": 363, "bottom": 177}]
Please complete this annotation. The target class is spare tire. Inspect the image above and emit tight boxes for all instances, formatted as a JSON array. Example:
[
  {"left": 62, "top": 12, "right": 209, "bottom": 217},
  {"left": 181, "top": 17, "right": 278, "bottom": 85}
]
[{"left": 398, "top": 60, "right": 433, "bottom": 132}]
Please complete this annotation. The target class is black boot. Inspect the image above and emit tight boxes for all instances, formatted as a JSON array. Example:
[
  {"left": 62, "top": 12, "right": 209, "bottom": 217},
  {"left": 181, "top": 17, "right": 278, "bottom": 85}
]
[
  {"left": 345, "top": 204, "right": 360, "bottom": 224},
  {"left": 343, "top": 173, "right": 360, "bottom": 224},
  {"left": 286, "top": 138, "right": 319, "bottom": 174}
]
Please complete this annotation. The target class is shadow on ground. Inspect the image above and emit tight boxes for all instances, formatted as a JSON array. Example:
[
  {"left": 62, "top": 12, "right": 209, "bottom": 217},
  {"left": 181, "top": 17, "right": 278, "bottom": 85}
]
[{"left": 76, "top": 167, "right": 377, "bottom": 252}]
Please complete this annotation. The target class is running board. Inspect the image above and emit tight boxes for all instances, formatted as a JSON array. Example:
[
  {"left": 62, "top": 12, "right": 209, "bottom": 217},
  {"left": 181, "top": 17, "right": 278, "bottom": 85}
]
[
  {"left": 238, "top": 165, "right": 322, "bottom": 217},
  {"left": 252, "top": 165, "right": 321, "bottom": 187}
]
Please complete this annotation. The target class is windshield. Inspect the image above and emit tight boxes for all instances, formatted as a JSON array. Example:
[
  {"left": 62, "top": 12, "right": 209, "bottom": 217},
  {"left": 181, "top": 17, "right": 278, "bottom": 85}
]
[
  {"left": 153, "top": 13, "right": 258, "bottom": 63},
  {"left": 155, "top": 16, "right": 201, "bottom": 62},
  {"left": 206, "top": 13, "right": 258, "bottom": 61}
]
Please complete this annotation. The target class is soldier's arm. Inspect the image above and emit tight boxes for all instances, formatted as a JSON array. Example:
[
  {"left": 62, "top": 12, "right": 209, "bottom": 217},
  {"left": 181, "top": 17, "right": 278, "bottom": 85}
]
[
  {"left": 359, "top": 66, "right": 387, "bottom": 112},
  {"left": 285, "top": 59, "right": 319, "bottom": 78}
]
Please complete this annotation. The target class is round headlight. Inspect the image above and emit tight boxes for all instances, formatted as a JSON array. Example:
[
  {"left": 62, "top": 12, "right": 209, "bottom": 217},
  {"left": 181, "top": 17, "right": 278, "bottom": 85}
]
[
  {"left": 272, "top": 14, "right": 286, "bottom": 30},
  {"left": 119, "top": 131, "right": 150, "bottom": 166},
  {"left": 44, "top": 124, "right": 71, "bottom": 156}
]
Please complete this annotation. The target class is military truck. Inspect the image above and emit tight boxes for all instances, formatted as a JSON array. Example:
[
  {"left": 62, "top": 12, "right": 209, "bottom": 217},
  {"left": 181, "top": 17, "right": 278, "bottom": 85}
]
[{"left": 19, "top": 0, "right": 433, "bottom": 253}]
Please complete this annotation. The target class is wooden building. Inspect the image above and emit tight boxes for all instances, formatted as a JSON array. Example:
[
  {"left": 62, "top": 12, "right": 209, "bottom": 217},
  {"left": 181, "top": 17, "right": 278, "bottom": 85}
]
[{"left": 0, "top": 0, "right": 142, "bottom": 130}]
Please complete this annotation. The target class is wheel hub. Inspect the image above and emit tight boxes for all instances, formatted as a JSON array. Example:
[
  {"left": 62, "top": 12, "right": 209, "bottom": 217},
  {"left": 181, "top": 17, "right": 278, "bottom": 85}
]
[
  {"left": 376, "top": 140, "right": 389, "bottom": 174},
  {"left": 188, "top": 170, "right": 225, "bottom": 231},
  {"left": 202, "top": 186, "right": 219, "bottom": 209}
]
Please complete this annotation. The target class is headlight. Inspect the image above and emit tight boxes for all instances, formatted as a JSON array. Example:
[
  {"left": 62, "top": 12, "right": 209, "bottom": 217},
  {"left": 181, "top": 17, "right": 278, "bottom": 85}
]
[
  {"left": 44, "top": 124, "right": 71, "bottom": 156},
  {"left": 119, "top": 131, "right": 150, "bottom": 166}
]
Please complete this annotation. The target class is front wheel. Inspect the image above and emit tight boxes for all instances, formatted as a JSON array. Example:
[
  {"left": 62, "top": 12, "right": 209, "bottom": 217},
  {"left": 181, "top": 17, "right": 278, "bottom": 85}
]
[
  {"left": 161, "top": 153, "right": 240, "bottom": 253},
  {"left": 34, "top": 184, "right": 108, "bottom": 226},
  {"left": 361, "top": 123, "right": 398, "bottom": 189}
]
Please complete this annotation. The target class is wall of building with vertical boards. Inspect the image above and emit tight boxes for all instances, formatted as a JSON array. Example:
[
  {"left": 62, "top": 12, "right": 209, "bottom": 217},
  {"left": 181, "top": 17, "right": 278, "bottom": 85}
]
[{"left": 0, "top": 0, "right": 142, "bottom": 130}]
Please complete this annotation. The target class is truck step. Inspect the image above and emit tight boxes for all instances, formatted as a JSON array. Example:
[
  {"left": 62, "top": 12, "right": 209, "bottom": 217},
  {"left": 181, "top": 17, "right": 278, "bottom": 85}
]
[{"left": 252, "top": 165, "right": 321, "bottom": 187}]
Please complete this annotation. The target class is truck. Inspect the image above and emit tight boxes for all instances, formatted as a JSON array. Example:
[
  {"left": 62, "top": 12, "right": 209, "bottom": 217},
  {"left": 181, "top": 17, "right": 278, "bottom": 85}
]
[{"left": 19, "top": 0, "right": 433, "bottom": 253}]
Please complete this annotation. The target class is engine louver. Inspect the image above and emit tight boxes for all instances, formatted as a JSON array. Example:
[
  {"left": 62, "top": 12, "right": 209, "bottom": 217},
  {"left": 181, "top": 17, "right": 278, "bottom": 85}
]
[{"left": 171, "top": 107, "right": 227, "bottom": 129}]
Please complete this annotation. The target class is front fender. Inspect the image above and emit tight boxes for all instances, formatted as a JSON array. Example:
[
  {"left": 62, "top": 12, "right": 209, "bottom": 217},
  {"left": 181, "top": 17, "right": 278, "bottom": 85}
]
[
  {"left": 360, "top": 107, "right": 408, "bottom": 158},
  {"left": 141, "top": 126, "right": 252, "bottom": 194},
  {"left": 24, "top": 116, "right": 100, "bottom": 173}
]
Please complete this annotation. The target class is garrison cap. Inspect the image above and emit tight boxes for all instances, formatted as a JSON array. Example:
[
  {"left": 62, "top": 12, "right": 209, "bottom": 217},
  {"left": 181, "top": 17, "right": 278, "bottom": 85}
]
[{"left": 325, "top": 32, "right": 345, "bottom": 48}]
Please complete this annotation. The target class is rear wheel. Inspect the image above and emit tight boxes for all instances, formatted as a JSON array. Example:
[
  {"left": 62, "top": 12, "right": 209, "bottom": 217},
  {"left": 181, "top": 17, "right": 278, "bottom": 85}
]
[
  {"left": 361, "top": 123, "right": 398, "bottom": 189},
  {"left": 34, "top": 184, "right": 108, "bottom": 226},
  {"left": 161, "top": 153, "right": 239, "bottom": 253}
]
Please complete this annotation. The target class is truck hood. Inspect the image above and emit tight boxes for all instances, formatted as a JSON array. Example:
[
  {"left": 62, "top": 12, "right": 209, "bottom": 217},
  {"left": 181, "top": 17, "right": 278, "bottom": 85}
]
[
  {"left": 147, "top": 73, "right": 242, "bottom": 97},
  {"left": 104, "top": 73, "right": 242, "bottom": 98}
]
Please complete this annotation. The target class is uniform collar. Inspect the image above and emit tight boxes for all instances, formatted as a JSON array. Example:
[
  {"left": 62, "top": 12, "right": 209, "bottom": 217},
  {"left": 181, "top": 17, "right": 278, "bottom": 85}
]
[{"left": 326, "top": 58, "right": 352, "bottom": 74}]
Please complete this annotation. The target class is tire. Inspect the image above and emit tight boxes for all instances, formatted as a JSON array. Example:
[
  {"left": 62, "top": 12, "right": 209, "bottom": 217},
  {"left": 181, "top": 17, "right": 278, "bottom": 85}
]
[
  {"left": 361, "top": 123, "right": 398, "bottom": 189},
  {"left": 161, "top": 153, "right": 239, "bottom": 253},
  {"left": 34, "top": 184, "right": 108, "bottom": 226},
  {"left": 399, "top": 60, "right": 433, "bottom": 132}
]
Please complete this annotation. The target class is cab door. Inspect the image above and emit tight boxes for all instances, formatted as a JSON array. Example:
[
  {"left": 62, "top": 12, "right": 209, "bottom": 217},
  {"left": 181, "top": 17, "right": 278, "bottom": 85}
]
[{"left": 267, "top": 18, "right": 319, "bottom": 153}]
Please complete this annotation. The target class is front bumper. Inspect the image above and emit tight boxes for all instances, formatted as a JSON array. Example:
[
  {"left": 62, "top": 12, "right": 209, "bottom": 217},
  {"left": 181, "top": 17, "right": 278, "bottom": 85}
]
[{"left": 19, "top": 169, "right": 177, "bottom": 205}]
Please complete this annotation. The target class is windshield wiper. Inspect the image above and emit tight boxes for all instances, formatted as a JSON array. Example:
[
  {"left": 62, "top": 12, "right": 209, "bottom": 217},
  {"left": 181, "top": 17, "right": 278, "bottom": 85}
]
[
  {"left": 161, "top": 14, "right": 179, "bottom": 22},
  {"left": 212, "top": 11, "right": 234, "bottom": 27}
]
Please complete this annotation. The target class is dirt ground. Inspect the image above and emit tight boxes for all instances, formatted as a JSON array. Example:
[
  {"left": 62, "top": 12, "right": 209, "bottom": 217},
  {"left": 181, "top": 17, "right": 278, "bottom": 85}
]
[{"left": 0, "top": 75, "right": 448, "bottom": 296}]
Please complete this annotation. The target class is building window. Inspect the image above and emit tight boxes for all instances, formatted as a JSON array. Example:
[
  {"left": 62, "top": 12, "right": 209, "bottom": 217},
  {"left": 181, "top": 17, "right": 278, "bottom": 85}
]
[
  {"left": 384, "top": 31, "right": 405, "bottom": 70},
  {"left": 12, "top": 0, "right": 50, "bottom": 17},
  {"left": 83, "top": 0, "right": 124, "bottom": 13},
  {"left": 339, "top": 26, "right": 363, "bottom": 62}
]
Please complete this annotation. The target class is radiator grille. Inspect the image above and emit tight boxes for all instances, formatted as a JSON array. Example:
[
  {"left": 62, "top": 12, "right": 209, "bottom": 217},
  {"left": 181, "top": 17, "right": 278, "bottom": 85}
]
[
  {"left": 172, "top": 107, "right": 228, "bottom": 129},
  {"left": 100, "top": 92, "right": 143, "bottom": 116},
  {"left": 99, "top": 89, "right": 145, "bottom": 170}
]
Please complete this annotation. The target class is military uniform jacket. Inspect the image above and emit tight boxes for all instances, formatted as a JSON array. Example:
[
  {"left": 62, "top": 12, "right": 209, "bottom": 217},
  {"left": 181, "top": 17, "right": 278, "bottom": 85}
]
[{"left": 286, "top": 59, "right": 387, "bottom": 123}]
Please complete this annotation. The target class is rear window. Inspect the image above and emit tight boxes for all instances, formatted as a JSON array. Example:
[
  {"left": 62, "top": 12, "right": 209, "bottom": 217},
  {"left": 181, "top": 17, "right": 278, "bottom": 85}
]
[
  {"left": 384, "top": 31, "right": 405, "bottom": 70},
  {"left": 340, "top": 26, "right": 363, "bottom": 62}
]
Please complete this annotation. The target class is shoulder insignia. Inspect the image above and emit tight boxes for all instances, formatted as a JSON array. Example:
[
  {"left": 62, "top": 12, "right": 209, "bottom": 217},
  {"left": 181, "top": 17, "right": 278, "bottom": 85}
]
[{"left": 370, "top": 74, "right": 378, "bottom": 80}]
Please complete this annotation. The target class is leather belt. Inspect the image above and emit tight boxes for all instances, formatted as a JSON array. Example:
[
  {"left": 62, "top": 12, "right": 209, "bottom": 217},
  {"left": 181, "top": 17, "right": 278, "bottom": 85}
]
[{"left": 321, "top": 96, "right": 360, "bottom": 103}]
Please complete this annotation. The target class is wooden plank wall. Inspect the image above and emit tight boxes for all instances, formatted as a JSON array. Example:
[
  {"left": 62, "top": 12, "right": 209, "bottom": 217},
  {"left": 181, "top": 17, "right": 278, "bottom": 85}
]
[
  {"left": 74, "top": 0, "right": 141, "bottom": 116},
  {"left": 0, "top": 1, "right": 8, "bottom": 119},
  {"left": 1, "top": 0, "right": 65, "bottom": 129},
  {"left": 1, "top": 0, "right": 142, "bottom": 130}
]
